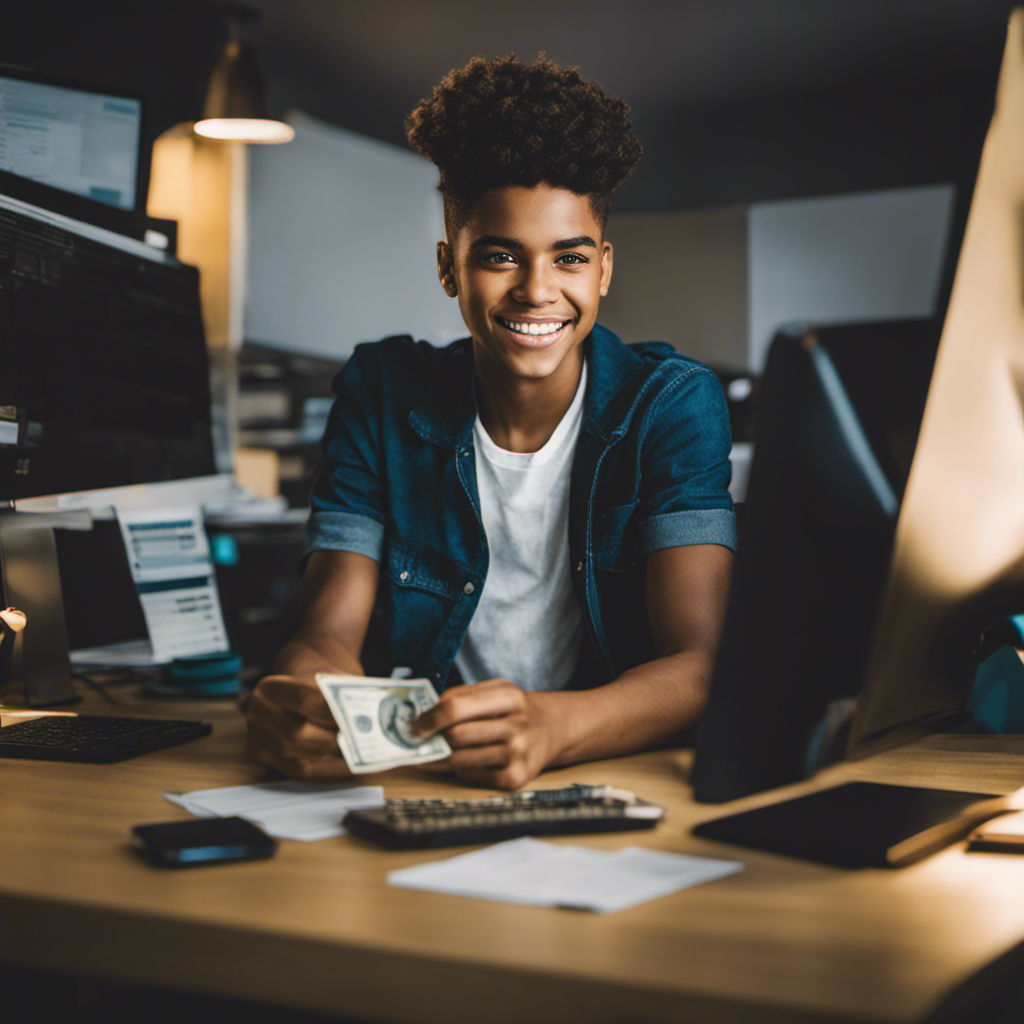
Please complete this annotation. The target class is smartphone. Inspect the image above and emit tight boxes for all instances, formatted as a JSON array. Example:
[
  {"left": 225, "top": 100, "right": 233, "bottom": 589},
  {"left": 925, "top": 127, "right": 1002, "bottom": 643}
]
[{"left": 132, "top": 816, "right": 277, "bottom": 867}]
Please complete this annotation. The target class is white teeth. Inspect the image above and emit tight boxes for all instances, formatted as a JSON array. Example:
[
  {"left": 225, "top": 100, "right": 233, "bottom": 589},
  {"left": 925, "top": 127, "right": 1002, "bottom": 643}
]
[{"left": 502, "top": 319, "right": 565, "bottom": 336}]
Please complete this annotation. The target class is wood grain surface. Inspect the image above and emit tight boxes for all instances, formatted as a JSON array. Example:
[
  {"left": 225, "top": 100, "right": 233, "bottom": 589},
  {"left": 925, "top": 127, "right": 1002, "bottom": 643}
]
[{"left": 2, "top": 688, "right": 1024, "bottom": 1024}]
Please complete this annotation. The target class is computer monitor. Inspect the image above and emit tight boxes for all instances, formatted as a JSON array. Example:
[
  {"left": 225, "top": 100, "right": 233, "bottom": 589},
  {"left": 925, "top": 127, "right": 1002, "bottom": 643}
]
[
  {"left": 691, "top": 319, "right": 940, "bottom": 803},
  {"left": 0, "top": 190, "right": 224, "bottom": 508},
  {"left": 0, "top": 189, "right": 232, "bottom": 700},
  {"left": 689, "top": 10, "right": 1024, "bottom": 863},
  {"left": 846, "top": 7, "right": 1024, "bottom": 761},
  {"left": 0, "top": 68, "right": 142, "bottom": 212}
]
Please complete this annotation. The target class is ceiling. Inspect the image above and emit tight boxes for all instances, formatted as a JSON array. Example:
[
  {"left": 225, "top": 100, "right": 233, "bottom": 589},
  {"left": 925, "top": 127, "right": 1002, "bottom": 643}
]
[
  {"left": 249, "top": 0, "right": 1012, "bottom": 209},
  {"left": 253, "top": 0, "right": 1005, "bottom": 112},
  {"left": 2, "top": 0, "right": 1013, "bottom": 212}
]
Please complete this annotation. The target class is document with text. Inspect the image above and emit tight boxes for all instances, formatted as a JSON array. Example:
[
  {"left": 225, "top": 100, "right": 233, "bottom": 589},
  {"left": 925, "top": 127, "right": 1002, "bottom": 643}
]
[{"left": 116, "top": 505, "right": 229, "bottom": 661}]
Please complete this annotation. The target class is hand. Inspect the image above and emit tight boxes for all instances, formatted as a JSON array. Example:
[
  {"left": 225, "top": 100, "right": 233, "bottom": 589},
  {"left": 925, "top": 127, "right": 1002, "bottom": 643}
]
[
  {"left": 413, "top": 679, "right": 560, "bottom": 790},
  {"left": 245, "top": 674, "right": 353, "bottom": 780}
]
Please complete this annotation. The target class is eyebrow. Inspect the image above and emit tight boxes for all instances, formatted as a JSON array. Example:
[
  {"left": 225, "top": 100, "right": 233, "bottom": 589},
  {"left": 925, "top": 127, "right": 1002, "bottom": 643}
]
[{"left": 469, "top": 234, "right": 598, "bottom": 252}]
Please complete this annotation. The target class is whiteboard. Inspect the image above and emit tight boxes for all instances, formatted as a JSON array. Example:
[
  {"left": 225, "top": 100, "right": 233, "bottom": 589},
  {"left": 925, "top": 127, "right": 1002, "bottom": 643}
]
[{"left": 246, "top": 111, "right": 467, "bottom": 360}]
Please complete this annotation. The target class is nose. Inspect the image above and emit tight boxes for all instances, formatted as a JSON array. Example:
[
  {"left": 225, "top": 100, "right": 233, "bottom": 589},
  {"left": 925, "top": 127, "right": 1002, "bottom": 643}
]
[{"left": 511, "top": 260, "right": 558, "bottom": 306}]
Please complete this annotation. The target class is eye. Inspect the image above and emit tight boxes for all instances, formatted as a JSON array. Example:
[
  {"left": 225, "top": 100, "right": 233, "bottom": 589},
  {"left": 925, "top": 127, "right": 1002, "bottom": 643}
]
[
  {"left": 480, "top": 251, "right": 516, "bottom": 265},
  {"left": 555, "top": 252, "right": 588, "bottom": 265}
]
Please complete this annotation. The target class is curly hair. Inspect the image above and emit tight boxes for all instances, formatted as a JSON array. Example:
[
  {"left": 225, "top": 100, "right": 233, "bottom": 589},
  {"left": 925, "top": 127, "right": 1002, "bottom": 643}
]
[{"left": 406, "top": 54, "right": 642, "bottom": 234}]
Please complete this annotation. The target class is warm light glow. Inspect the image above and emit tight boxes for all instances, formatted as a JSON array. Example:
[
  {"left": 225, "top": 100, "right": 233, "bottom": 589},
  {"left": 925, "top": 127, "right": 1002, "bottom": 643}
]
[
  {"left": 147, "top": 126, "right": 196, "bottom": 221},
  {"left": 851, "top": 9, "right": 1024, "bottom": 751},
  {"left": 193, "top": 118, "right": 294, "bottom": 144},
  {"left": 882, "top": 6, "right": 1024, "bottom": 601}
]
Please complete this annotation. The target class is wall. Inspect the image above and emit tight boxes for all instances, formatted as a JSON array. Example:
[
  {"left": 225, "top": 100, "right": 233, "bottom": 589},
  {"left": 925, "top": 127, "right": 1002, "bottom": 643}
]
[
  {"left": 248, "top": 120, "right": 954, "bottom": 377},
  {"left": 598, "top": 207, "right": 748, "bottom": 369},
  {"left": 246, "top": 111, "right": 466, "bottom": 361},
  {"left": 248, "top": 151, "right": 751, "bottom": 368},
  {"left": 602, "top": 185, "right": 955, "bottom": 373},
  {"left": 747, "top": 185, "right": 955, "bottom": 370}
]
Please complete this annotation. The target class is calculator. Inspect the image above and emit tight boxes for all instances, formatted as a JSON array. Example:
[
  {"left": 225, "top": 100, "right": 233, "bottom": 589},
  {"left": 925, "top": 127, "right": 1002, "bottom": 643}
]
[{"left": 343, "top": 783, "right": 665, "bottom": 849}]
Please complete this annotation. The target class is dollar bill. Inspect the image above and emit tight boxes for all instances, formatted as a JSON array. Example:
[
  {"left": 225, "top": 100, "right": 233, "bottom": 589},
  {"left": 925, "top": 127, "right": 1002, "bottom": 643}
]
[{"left": 316, "top": 674, "right": 452, "bottom": 774}]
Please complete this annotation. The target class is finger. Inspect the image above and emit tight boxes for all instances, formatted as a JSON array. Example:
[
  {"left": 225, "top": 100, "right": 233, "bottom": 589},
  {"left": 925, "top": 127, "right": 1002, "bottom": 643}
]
[
  {"left": 247, "top": 682, "right": 296, "bottom": 727},
  {"left": 470, "top": 677, "right": 521, "bottom": 691},
  {"left": 247, "top": 707, "right": 341, "bottom": 760},
  {"left": 448, "top": 743, "right": 511, "bottom": 772},
  {"left": 255, "top": 747, "right": 355, "bottom": 781},
  {"left": 254, "top": 675, "right": 335, "bottom": 724},
  {"left": 246, "top": 730, "right": 299, "bottom": 776},
  {"left": 246, "top": 727, "right": 353, "bottom": 781},
  {"left": 448, "top": 762, "right": 531, "bottom": 791},
  {"left": 253, "top": 675, "right": 337, "bottom": 728},
  {"left": 247, "top": 690, "right": 340, "bottom": 755},
  {"left": 415, "top": 683, "right": 524, "bottom": 737},
  {"left": 443, "top": 717, "right": 514, "bottom": 750}
]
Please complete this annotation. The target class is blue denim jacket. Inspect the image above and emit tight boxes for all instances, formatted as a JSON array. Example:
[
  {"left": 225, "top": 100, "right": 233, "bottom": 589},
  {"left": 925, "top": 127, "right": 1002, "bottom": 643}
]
[{"left": 307, "top": 324, "right": 736, "bottom": 691}]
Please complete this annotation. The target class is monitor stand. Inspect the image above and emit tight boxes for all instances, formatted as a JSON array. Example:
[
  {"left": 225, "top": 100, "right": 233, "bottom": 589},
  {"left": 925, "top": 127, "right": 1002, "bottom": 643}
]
[
  {"left": 0, "top": 511, "right": 92, "bottom": 706},
  {"left": 692, "top": 781, "right": 1015, "bottom": 868}
]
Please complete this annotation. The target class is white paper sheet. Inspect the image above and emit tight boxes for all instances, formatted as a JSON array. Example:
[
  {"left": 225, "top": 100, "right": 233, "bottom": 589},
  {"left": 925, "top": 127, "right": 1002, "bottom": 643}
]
[
  {"left": 388, "top": 837, "right": 743, "bottom": 913},
  {"left": 164, "top": 781, "right": 385, "bottom": 841},
  {"left": 116, "top": 504, "right": 230, "bottom": 661}
]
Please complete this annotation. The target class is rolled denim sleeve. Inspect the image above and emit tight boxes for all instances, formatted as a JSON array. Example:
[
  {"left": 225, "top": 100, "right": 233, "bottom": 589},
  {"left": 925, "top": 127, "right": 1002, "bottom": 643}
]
[
  {"left": 636, "top": 364, "right": 737, "bottom": 555},
  {"left": 305, "top": 347, "right": 386, "bottom": 564},
  {"left": 306, "top": 510, "right": 384, "bottom": 561}
]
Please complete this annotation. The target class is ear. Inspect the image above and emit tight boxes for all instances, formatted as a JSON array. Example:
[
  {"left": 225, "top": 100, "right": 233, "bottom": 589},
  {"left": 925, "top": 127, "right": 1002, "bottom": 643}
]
[
  {"left": 437, "top": 241, "right": 458, "bottom": 297},
  {"left": 599, "top": 241, "right": 613, "bottom": 297}
]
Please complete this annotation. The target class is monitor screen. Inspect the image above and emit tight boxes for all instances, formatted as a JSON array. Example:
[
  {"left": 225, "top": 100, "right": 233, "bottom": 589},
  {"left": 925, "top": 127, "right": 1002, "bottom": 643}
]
[
  {"left": 0, "top": 191, "right": 218, "bottom": 505},
  {"left": 0, "top": 70, "right": 142, "bottom": 211}
]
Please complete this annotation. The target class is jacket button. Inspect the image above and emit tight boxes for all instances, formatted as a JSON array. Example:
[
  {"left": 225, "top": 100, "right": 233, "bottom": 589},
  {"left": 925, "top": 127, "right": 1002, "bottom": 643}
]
[
  {"left": 399, "top": 571, "right": 409, "bottom": 582},
  {"left": 576, "top": 561, "right": 583, "bottom": 571},
  {"left": 464, "top": 582, "right": 475, "bottom": 595}
]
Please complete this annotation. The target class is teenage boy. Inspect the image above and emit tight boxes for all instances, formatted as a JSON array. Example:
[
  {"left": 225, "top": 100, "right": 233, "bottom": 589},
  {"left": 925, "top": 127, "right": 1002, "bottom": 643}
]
[{"left": 246, "top": 55, "right": 736, "bottom": 789}]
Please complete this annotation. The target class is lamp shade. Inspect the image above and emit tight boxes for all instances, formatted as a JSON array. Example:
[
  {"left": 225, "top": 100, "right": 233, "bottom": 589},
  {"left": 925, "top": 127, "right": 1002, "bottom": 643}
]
[{"left": 194, "top": 38, "right": 294, "bottom": 144}]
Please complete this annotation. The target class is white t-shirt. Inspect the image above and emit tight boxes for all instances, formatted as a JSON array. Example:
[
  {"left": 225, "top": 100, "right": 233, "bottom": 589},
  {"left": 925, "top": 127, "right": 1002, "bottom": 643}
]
[{"left": 453, "top": 362, "right": 588, "bottom": 691}]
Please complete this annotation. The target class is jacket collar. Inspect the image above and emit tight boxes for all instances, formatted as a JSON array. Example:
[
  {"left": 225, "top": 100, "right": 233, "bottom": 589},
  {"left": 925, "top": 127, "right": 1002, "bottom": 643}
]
[
  {"left": 407, "top": 338, "right": 477, "bottom": 449},
  {"left": 583, "top": 323, "right": 660, "bottom": 443},
  {"left": 406, "top": 324, "right": 657, "bottom": 449}
]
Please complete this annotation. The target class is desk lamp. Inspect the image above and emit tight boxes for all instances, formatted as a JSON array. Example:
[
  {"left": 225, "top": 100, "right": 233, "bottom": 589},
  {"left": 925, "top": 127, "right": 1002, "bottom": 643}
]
[{"left": 193, "top": 3, "right": 294, "bottom": 145}]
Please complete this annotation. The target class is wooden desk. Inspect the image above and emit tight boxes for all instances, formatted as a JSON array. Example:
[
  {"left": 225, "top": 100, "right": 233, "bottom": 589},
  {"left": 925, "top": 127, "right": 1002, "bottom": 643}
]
[{"left": 2, "top": 691, "right": 1024, "bottom": 1024}]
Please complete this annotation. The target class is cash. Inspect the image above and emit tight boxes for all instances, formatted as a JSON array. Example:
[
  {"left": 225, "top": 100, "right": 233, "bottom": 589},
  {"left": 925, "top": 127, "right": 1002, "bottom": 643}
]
[{"left": 316, "top": 674, "right": 452, "bottom": 774}]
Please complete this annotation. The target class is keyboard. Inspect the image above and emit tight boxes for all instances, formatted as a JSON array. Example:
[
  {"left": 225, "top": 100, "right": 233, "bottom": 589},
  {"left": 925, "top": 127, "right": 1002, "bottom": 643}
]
[
  {"left": 343, "top": 783, "right": 665, "bottom": 849},
  {"left": 0, "top": 714, "right": 212, "bottom": 763}
]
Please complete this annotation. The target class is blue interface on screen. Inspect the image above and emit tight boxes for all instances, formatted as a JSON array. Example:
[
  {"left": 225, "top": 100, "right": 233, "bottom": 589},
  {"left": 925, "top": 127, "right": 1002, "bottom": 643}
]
[{"left": 0, "top": 75, "right": 141, "bottom": 210}]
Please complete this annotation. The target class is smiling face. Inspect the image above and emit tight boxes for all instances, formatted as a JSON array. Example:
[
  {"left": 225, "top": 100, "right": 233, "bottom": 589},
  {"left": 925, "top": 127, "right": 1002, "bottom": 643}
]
[{"left": 438, "top": 183, "right": 612, "bottom": 389}]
